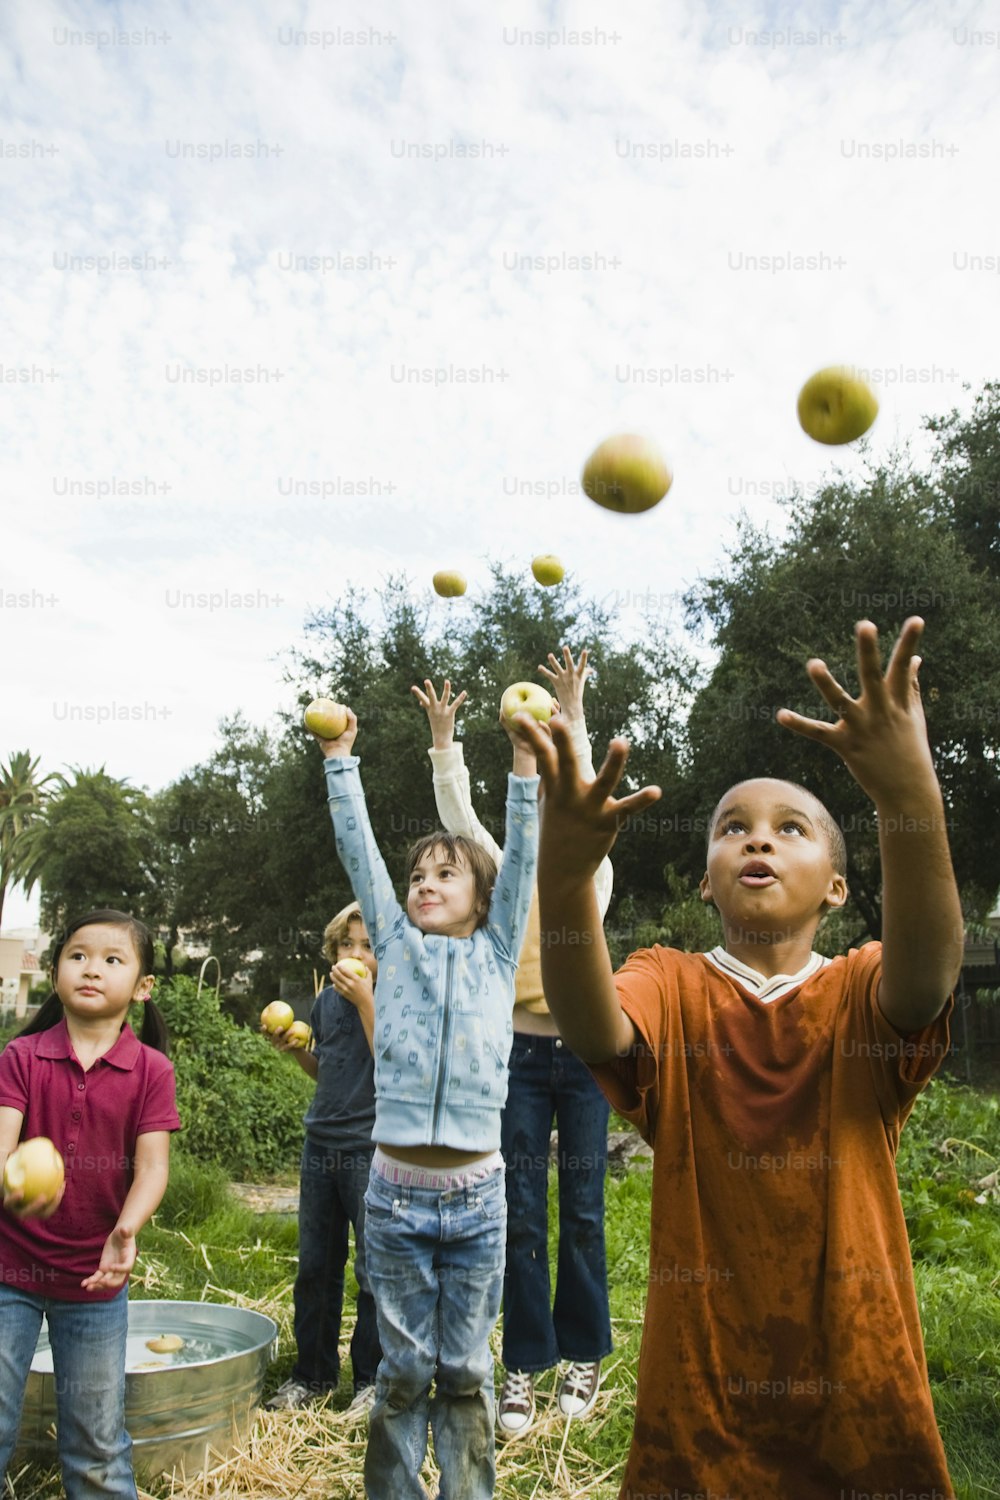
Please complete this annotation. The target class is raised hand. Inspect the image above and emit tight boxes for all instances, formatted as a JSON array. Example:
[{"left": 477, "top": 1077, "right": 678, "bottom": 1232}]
[
  {"left": 514, "top": 715, "right": 661, "bottom": 884},
  {"left": 776, "top": 618, "right": 935, "bottom": 807},
  {"left": 538, "top": 645, "right": 591, "bottom": 722},
  {"left": 411, "top": 678, "right": 468, "bottom": 750},
  {"left": 316, "top": 706, "right": 358, "bottom": 759}
]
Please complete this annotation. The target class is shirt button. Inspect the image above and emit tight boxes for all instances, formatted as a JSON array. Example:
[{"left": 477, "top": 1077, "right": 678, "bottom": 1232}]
[
  {"left": 555, "top": 1039, "right": 563, "bottom": 1048},
  {"left": 77, "top": 1083, "right": 86, "bottom": 1091},
  {"left": 72, "top": 1111, "right": 81, "bottom": 1121},
  {"left": 67, "top": 1143, "right": 76, "bottom": 1152}
]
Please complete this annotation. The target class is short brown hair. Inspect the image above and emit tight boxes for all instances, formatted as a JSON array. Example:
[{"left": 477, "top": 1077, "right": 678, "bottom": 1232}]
[
  {"left": 405, "top": 833, "right": 497, "bottom": 930},
  {"left": 322, "top": 901, "right": 367, "bottom": 962}
]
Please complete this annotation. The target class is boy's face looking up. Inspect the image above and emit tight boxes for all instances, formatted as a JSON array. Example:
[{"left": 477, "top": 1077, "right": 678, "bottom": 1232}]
[
  {"left": 700, "top": 779, "right": 848, "bottom": 969},
  {"left": 338, "top": 915, "right": 377, "bottom": 980},
  {"left": 406, "top": 844, "right": 486, "bottom": 940}
]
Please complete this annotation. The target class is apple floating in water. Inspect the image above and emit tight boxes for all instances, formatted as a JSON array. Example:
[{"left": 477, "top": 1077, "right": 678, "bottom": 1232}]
[
  {"left": 285, "top": 1021, "right": 313, "bottom": 1049},
  {"left": 3, "top": 1138, "right": 65, "bottom": 1213},
  {"left": 260, "top": 1001, "right": 295, "bottom": 1034},
  {"left": 531, "top": 554, "right": 565, "bottom": 586},
  {"left": 432, "top": 570, "right": 467, "bottom": 598},
  {"left": 500, "top": 683, "right": 555, "bottom": 723},
  {"left": 303, "top": 698, "right": 348, "bottom": 740},
  {"left": 336, "top": 958, "right": 369, "bottom": 979},
  {"left": 146, "top": 1334, "right": 185, "bottom": 1354},
  {"left": 581, "top": 433, "right": 672, "bottom": 514},
  {"left": 797, "top": 367, "right": 878, "bottom": 445}
]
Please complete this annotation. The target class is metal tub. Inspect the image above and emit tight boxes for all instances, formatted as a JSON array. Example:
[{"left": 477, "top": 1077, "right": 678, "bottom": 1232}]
[{"left": 15, "top": 1299, "right": 278, "bottom": 1478}]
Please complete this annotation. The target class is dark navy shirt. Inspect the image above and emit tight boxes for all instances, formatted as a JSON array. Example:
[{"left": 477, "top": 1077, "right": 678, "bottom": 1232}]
[{"left": 302, "top": 984, "right": 376, "bottom": 1157}]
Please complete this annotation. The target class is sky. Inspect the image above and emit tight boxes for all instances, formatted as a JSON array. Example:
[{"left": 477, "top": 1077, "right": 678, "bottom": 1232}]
[{"left": 2, "top": 0, "right": 997, "bottom": 929}]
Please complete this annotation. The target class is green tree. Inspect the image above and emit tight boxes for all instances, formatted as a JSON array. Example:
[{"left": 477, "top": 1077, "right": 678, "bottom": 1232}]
[{"left": 0, "top": 751, "right": 61, "bottom": 930}]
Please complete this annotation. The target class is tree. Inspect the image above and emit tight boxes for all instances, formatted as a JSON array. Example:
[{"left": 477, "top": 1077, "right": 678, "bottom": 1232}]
[
  {"left": 682, "top": 443, "right": 1000, "bottom": 938},
  {"left": 0, "top": 751, "right": 62, "bottom": 931}
]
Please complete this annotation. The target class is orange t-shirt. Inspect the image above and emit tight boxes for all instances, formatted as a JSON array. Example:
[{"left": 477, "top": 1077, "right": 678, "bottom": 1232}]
[{"left": 591, "top": 942, "right": 955, "bottom": 1500}]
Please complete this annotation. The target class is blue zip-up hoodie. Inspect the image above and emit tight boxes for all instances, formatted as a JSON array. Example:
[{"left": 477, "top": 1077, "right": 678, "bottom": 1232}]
[{"left": 324, "top": 755, "right": 539, "bottom": 1151}]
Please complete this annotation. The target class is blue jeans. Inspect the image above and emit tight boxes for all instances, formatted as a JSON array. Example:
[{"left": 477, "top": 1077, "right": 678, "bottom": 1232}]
[
  {"left": 0, "top": 1282, "right": 135, "bottom": 1499},
  {"left": 500, "top": 1034, "right": 613, "bottom": 1372},
  {"left": 362, "top": 1164, "right": 506, "bottom": 1500},
  {"left": 294, "top": 1137, "right": 381, "bottom": 1391}
]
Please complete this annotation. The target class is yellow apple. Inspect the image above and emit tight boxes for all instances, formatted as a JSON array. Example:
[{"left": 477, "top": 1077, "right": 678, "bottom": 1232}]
[
  {"left": 432, "top": 570, "right": 467, "bottom": 598},
  {"left": 581, "top": 433, "right": 672, "bottom": 514},
  {"left": 146, "top": 1334, "right": 185, "bottom": 1354},
  {"left": 260, "top": 1001, "right": 295, "bottom": 1034},
  {"left": 797, "top": 366, "right": 878, "bottom": 445},
  {"left": 303, "top": 698, "right": 348, "bottom": 740},
  {"left": 285, "top": 1020, "right": 313, "bottom": 1049},
  {"left": 3, "top": 1138, "right": 65, "bottom": 1211},
  {"left": 336, "top": 958, "right": 369, "bottom": 979},
  {"left": 531, "top": 554, "right": 565, "bottom": 586},
  {"left": 500, "top": 682, "right": 554, "bottom": 723}
]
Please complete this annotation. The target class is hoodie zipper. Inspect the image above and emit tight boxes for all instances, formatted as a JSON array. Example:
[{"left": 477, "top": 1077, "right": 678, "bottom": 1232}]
[{"left": 430, "top": 939, "right": 455, "bottom": 1140}]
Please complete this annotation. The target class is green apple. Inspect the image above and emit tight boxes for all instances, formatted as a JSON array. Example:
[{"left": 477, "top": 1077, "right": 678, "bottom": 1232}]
[
  {"left": 581, "top": 433, "right": 672, "bottom": 514},
  {"left": 285, "top": 1020, "right": 313, "bottom": 1049},
  {"left": 303, "top": 698, "right": 348, "bottom": 740},
  {"left": 146, "top": 1334, "right": 185, "bottom": 1354},
  {"left": 500, "top": 682, "right": 555, "bottom": 723},
  {"left": 260, "top": 1000, "right": 295, "bottom": 1034},
  {"left": 3, "top": 1137, "right": 65, "bottom": 1210},
  {"left": 531, "top": 554, "right": 565, "bottom": 586},
  {"left": 432, "top": 570, "right": 467, "bottom": 598},
  {"left": 797, "top": 366, "right": 878, "bottom": 445},
  {"left": 336, "top": 958, "right": 369, "bottom": 979}
]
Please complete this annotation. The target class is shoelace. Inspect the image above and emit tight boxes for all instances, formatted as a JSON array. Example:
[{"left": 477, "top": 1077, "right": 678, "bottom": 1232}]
[
  {"left": 561, "top": 1362, "right": 596, "bottom": 1396},
  {"left": 502, "top": 1370, "right": 533, "bottom": 1409}
]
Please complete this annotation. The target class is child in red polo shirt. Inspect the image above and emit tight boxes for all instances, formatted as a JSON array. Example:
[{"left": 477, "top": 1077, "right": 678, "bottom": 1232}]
[{"left": 0, "top": 908, "right": 180, "bottom": 1500}]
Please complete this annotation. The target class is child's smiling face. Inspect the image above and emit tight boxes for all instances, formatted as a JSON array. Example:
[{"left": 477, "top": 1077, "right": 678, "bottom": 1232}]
[
  {"left": 700, "top": 779, "right": 848, "bottom": 942},
  {"left": 406, "top": 844, "right": 485, "bottom": 939}
]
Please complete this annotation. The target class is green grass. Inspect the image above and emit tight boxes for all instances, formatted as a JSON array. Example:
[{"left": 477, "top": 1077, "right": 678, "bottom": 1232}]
[{"left": 7, "top": 1078, "right": 1000, "bottom": 1497}]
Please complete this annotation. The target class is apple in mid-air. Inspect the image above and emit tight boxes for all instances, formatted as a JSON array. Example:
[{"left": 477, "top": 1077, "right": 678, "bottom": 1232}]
[
  {"left": 260, "top": 1001, "right": 295, "bottom": 1034},
  {"left": 304, "top": 698, "right": 348, "bottom": 740},
  {"left": 432, "top": 570, "right": 467, "bottom": 598},
  {"left": 581, "top": 433, "right": 672, "bottom": 514},
  {"left": 336, "top": 958, "right": 369, "bottom": 980},
  {"left": 3, "top": 1138, "right": 65, "bottom": 1212},
  {"left": 285, "top": 1021, "right": 312, "bottom": 1049},
  {"left": 531, "top": 554, "right": 564, "bottom": 586},
  {"left": 797, "top": 367, "right": 878, "bottom": 445},
  {"left": 500, "top": 683, "right": 555, "bottom": 723},
  {"left": 146, "top": 1334, "right": 185, "bottom": 1354}
]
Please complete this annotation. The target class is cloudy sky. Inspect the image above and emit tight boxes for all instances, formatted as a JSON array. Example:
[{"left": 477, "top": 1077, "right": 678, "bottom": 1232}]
[{"left": 2, "top": 0, "right": 996, "bottom": 927}]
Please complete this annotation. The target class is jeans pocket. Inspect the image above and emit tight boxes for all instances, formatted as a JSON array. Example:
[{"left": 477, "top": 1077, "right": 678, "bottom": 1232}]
[
  {"left": 474, "top": 1174, "right": 507, "bottom": 1223},
  {"left": 363, "top": 1185, "right": 399, "bottom": 1223}
]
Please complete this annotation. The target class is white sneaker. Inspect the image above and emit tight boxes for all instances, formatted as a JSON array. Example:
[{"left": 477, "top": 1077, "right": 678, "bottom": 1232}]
[
  {"left": 557, "top": 1361, "right": 601, "bottom": 1419},
  {"left": 497, "top": 1369, "right": 535, "bottom": 1437},
  {"left": 342, "top": 1384, "right": 376, "bottom": 1423},
  {"left": 265, "top": 1377, "right": 316, "bottom": 1411}
]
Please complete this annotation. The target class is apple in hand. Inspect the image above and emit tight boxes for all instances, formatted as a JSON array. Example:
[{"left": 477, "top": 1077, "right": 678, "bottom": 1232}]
[
  {"left": 3, "top": 1138, "right": 65, "bottom": 1214},
  {"left": 500, "top": 682, "right": 555, "bottom": 723},
  {"left": 582, "top": 433, "right": 672, "bottom": 514},
  {"left": 433, "top": 570, "right": 467, "bottom": 598},
  {"left": 285, "top": 1020, "right": 312, "bottom": 1049},
  {"left": 797, "top": 367, "right": 878, "bottom": 445},
  {"left": 336, "top": 958, "right": 369, "bottom": 980},
  {"left": 531, "top": 554, "right": 564, "bottom": 586},
  {"left": 304, "top": 698, "right": 348, "bottom": 740},
  {"left": 260, "top": 1001, "right": 295, "bottom": 1034}
]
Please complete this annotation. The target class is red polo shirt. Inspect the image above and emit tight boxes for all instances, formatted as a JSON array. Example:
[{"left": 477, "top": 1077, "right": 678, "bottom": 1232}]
[{"left": 0, "top": 1019, "right": 180, "bottom": 1301}]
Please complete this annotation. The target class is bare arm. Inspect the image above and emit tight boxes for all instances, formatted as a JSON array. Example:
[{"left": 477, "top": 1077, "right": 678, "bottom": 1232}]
[
  {"left": 513, "top": 716, "right": 661, "bottom": 1062},
  {"left": 82, "top": 1129, "right": 171, "bottom": 1290},
  {"left": 778, "top": 618, "right": 963, "bottom": 1033}
]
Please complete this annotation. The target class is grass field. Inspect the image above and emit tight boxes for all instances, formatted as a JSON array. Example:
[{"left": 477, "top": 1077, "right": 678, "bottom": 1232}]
[{"left": 6, "top": 1076, "right": 1000, "bottom": 1498}]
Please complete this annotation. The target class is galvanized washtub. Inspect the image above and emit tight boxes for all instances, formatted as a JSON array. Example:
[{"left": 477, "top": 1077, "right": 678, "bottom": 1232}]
[{"left": 15, "top": 1299, "right": 278, "bottom": 1478}]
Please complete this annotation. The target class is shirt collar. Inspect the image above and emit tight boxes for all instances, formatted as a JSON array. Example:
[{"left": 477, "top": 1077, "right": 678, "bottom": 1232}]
[
  {"left": 35, "top": 1015, "right": 141, "bottom": 1070},
  {"left": 702, "top": 946, "right": 830, "bottom": 1001}
]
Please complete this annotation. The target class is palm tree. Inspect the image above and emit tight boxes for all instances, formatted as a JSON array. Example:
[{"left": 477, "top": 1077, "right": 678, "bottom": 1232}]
[{"left": 0, "top": 751, "right": 62, "bottom": 931}]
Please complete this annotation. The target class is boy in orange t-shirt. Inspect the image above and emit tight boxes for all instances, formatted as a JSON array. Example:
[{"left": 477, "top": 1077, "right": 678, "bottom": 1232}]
[{"left": 514, "top": 619, "right": 960, "bottom": 1500}]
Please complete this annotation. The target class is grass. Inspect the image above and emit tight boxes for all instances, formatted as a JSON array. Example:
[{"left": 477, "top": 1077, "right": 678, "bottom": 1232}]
[{"left": 6, "top": 1077, "right": 1000, "bottom": 1498}]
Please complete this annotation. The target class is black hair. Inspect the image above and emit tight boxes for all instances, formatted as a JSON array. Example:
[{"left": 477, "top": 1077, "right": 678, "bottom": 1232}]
[
  {"left": 16, "top": 909, "right": 170, "bottom": 1055},
  {"left": 707, "top": 780, "right": 848, "bottom": 878}
]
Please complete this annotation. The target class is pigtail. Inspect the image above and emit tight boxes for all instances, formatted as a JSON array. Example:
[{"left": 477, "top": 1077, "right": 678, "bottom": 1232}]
[
  {"left": 138, "top": 999, "right": 170, "bottom": 1056},
  {"left": 14, "top": 992, "right": 63, "bottom": 1038}
]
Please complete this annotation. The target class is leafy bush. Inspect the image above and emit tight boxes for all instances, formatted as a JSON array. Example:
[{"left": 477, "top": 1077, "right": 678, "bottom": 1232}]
[{"left": 155, "top": 975, "right": 313, "bottom": 1178}]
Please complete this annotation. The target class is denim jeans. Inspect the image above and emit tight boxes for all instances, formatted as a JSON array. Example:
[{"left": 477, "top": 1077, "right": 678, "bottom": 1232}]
[
  {"left": 0, "top": 1282, "right": 135, "bottom": 1499},
  {"left": 500, "top": 1034, "right": 613, "bottom": 1373},
  {"left": 294, "top": 1137, "right": 382, "bottom": 1391},
  {"left": 362, "top": 1164, "right": 506, "bottom": 1500}
]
